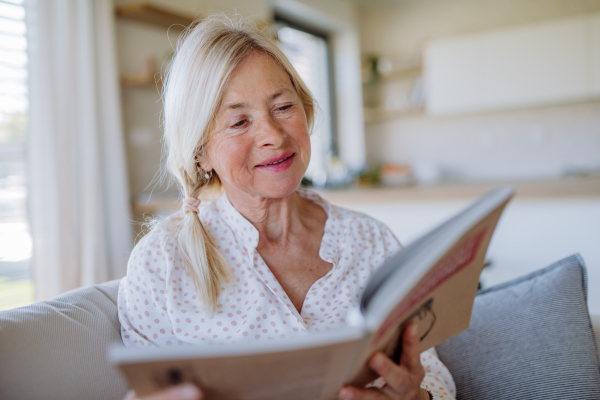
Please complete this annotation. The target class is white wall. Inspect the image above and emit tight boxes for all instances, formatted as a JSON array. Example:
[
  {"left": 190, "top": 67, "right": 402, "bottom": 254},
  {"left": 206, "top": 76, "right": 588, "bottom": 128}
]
[{"left": 359, "top": 0, "right": 600, "bottom": 182}]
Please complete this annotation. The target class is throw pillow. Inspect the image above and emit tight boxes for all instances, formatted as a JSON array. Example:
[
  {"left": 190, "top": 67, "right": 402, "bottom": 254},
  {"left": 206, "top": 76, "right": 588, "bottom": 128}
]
[{"left": 436, "top": 254, "right": 600, "bottom": 400}]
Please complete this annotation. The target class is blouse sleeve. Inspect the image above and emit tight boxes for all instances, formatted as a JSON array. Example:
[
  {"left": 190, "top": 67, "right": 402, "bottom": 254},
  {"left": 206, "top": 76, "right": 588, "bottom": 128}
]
[
  {"left": 372, "top": 219, "right": 403, "bottom": 262},
  {"left": 117, "top": 226, "right": 181, "bottom": 348},
  {"left": 420, "top": 347, "right": 456, "bottom": 399}
]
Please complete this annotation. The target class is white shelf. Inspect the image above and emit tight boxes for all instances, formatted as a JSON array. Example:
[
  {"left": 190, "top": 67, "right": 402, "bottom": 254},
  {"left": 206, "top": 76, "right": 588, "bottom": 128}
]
[{"left": 115, "top": 2, "right": 196, "bottom": 29}]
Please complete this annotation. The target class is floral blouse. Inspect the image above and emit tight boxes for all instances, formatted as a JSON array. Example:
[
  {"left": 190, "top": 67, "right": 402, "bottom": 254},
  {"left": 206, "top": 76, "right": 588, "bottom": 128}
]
[{"left": 118, "top": 190, "right": 456, "bottom": 399}]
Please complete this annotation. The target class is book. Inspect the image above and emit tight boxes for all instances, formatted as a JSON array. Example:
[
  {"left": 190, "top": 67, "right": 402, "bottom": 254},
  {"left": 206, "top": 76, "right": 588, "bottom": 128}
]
[{"left": 110, "top": 186, "right": 514, "bottom": 400}]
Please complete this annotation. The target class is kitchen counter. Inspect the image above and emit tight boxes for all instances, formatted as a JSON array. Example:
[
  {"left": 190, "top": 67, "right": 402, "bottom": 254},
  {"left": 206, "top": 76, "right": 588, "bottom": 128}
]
[
  {"left": 315, "top": 177, "right": 600, "bottom": 203},
  {"left": 132, "top": 177, "right": 600, "bottom": 214}
]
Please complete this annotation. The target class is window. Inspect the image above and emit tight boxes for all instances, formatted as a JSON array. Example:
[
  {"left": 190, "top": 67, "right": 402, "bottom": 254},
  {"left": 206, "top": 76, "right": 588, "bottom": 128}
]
[
  {"left": 275, "top": 17, "right": 336, "bottom": 187},
  {"left": 0, "top": 0, "right": 33, "bottom": 310}
]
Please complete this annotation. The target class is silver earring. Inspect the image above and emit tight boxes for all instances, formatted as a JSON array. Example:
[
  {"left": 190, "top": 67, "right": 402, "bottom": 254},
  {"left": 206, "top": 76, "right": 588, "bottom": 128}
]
[{"left": 204, "top": 170, "right": 212, "bottom": 180}]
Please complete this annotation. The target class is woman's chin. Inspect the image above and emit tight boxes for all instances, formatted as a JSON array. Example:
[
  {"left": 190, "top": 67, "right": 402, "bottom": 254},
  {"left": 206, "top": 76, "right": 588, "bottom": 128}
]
[
  {"left": 256, "top": 175, "right": 304, "bottom": 199},
  {"left": 262, "top": 182, "right": 302, "bottom": 199}
]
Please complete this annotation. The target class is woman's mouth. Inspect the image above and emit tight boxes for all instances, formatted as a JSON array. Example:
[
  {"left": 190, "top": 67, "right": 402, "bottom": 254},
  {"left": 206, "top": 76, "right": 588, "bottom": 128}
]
[
  {"left": 262, "top": 155, "right": 292, "bottom": 165},
  {"left": 255, "top": 152, "right": 295, "bottom": 172}
]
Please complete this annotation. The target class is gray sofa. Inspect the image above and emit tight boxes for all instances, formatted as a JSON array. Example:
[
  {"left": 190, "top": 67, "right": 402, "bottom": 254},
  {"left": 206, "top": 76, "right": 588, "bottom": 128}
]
[{"left": 0, "top": 254, "right": 599, "bottom": 400}]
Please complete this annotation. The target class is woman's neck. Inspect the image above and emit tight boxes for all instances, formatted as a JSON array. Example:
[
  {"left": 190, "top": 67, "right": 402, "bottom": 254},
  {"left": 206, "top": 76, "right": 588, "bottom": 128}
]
[{"left": 225, "top": 189, "right": 321, "bottom": 246}]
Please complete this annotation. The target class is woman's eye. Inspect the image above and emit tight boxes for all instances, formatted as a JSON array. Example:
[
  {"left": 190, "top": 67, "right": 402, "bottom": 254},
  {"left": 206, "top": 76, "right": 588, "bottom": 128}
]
[
  {"left": 232, "top": 119, "right": 246, "bottom": 128},
  {"left": 276, "top": 104, "right": 293, "bottom": 112}
]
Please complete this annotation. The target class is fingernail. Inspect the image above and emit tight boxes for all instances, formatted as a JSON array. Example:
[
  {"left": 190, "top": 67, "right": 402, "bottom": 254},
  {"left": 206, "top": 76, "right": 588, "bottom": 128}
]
[
  {"left": 409, "top": 324, "right": 418, "bottom": 337},
  {"left": 176, "top": 384, "right": 200, "bottom": 400},
  {"left": 339, "top": 388, "right": 353, "bottom": 400},
  {"left": 370, "top": 353, "right": 385, "bottom": 369}
]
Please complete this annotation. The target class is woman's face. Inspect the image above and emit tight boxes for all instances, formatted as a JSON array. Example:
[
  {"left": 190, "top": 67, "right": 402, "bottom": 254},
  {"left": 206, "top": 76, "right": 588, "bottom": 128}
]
[{"left": 200, "top": 51, "right": 311, "bottom": 200}]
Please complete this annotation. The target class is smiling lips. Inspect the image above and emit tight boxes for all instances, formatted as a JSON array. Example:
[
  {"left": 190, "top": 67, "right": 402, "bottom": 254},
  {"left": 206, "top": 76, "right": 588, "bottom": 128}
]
[{"left": 255, "top": 152, "right": 295, "bottom": 172}]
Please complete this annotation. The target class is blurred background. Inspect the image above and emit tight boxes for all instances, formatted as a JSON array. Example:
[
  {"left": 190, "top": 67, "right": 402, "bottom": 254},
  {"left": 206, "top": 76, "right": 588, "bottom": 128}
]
[{"left": 1, "top": 0, "right": 599, "bottom": 313}]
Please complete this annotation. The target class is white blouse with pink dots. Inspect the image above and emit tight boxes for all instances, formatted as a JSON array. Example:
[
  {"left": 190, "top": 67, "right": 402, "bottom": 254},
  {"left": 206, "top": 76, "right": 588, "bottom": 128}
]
[{"left": 117, "top": 189, "right": 456, "bottom": 399}]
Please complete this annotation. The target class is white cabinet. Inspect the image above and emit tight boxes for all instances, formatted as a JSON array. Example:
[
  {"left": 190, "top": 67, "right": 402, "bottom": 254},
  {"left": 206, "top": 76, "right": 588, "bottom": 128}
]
[
  {"left": 425, "top": 14, "right": 600, "bottom": 116},
  {"left": 425, "top": 37, "right": 484, "bottom": 115}
]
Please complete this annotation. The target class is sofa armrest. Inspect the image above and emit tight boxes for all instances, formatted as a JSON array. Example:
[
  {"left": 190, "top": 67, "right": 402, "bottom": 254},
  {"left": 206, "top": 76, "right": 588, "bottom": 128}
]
[
  {"left": 0, "top": 279, "right": 127, "bottom": 400},
  {"left": 592, "top": 314, "right": 600, "bottom": 360}
]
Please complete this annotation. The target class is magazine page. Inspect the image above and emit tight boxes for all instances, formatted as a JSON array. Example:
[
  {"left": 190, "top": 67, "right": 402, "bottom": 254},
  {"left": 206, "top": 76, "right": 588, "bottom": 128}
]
[
  {"left": 345, "top": 188, "right": 512, "bottom": 386},
  {"left": 111, "top": 327, "right": 366, "bottom": 400}
]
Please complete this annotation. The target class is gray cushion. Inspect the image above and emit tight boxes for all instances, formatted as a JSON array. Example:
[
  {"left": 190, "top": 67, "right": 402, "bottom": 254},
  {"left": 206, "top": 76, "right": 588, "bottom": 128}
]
[
  {"left": 436, "top": 254, "right": 600, "bottom": 400},
  {"left": 0, "top": 279, "right": 128, "bottom": 400}
]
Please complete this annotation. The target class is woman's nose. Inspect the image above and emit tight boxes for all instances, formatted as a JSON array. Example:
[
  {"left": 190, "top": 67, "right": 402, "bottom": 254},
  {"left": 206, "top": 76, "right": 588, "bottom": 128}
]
[{"left": 254, "top": 117, "right": 286, "bottom": 148}]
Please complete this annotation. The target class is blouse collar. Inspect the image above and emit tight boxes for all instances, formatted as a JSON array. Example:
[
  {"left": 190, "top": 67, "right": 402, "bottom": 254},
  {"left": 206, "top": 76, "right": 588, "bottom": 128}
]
[{"left": 206, "top": 189, "right": 339, "bottom": 259}]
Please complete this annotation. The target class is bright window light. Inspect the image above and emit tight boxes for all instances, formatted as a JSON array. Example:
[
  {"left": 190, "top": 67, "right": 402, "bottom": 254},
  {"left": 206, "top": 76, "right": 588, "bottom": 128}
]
[{"left": 0, "top": 0, "right": 33, "bottom": 311}]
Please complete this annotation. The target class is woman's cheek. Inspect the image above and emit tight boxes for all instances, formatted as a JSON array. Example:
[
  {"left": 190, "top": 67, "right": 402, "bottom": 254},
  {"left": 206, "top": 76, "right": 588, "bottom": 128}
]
[
  {"left": 297, "top": 127, "right": 311, "bottom": 164},
  {"left": 222, "top": 137, "right": 253, "bottom": 171},
  {"left": 209, "top": 136, "right": 242, "bottom": 175}
]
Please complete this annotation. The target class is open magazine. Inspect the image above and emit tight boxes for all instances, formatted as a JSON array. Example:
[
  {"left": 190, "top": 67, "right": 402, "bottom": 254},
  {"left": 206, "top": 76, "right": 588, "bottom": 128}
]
[{"left": 110, "top": 186, "right": 514, "bottom": 400}]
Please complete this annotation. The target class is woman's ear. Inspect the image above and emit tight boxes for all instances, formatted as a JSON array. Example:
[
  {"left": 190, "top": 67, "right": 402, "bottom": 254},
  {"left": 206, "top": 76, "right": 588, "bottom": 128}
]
[
  {"left": 196, "top": 150, "right": 213, "bottom": 172},
  {"left": 199, "top": 160, "right": 213, "bottom": 173}
]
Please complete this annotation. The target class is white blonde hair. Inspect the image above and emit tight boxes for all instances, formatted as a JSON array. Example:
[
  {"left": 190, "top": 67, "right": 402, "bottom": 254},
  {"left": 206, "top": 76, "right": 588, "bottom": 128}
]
[{"left": 162, "top": 13, "right": 315, "bottom": 313}]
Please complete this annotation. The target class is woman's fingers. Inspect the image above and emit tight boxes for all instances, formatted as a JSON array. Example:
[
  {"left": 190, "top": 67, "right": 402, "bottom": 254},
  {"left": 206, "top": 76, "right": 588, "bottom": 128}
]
[
  {"left": 124, "top": 390, "right": 137, "bottom": 400},
  {"left": 401, "top": 323, "right": 425, "bottom": 375},
  {"left": 338, "top": 386, "right": 390, "bottom": 400},
  {"left": 368, "top": 352, "right": 410, "bottom": 393},
  {"left": 338, "top": 322, "right": 427, "bottom": 400},
  {"left": 128, "top": 383, "right": 202, "bottom": 400}
]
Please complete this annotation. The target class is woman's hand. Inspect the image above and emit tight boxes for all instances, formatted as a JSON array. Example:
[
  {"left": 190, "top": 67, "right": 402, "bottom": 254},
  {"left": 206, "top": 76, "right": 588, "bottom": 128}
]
[
  {"left": 123, "top": 383, "right": 202, "bottom": 400},
  {"left": 338, "top": 323, "right": 430, "bottom": 400}
]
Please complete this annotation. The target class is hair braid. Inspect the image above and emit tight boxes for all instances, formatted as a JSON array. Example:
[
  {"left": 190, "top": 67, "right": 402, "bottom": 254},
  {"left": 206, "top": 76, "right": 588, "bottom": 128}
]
[{"left": 179, "top": 170, "right": 233, "bottom": 313}]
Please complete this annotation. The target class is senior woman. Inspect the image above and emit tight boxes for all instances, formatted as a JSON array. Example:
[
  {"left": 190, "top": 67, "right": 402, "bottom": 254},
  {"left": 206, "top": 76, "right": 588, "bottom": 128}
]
[{"left": 119, "top": 14, "right": 455, "bottom": 400}]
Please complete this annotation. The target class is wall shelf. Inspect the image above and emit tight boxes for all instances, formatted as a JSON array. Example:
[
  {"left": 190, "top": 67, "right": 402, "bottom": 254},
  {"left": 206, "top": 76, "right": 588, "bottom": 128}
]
[
  {"left": 362, "top": 56, "right": 422, "bottom": 85},
  {"left": 119, "top": 55, "right": 162, "bottom": 88},
  {"left": 378, "top": 65, "right": 422, "bottom": 82},
  {"left": 115, "top": 2, "right": 197, "bottom": 30},
  {"left": 364, "top": 106, "right": 425, "bottom": 123},
  {"left": 121, "top": 74, "right": 162, "bottom": 88},
  {"left": 362, "top": 56, "right": 424, "bottom": 120}
]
